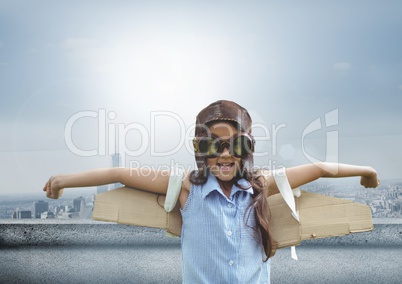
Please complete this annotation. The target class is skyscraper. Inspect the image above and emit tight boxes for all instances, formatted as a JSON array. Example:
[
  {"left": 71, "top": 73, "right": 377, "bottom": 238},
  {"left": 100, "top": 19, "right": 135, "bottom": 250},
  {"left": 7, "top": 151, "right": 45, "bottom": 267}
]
[
  {"left": 111, "top": 152, "right": 123, "bottom": 189},
  {"left": 112, "top": 152, "right": 121, "bottom": 168},
  {"left": 33, "top": 201, "right": 49, "bottom": 219},
  {"left": 73, "top": 197, "right": 85, "bottom": 212}
]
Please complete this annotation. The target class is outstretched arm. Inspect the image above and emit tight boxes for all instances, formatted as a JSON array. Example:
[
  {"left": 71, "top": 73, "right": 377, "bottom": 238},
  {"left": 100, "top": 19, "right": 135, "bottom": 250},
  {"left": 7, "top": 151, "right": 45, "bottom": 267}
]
[
  {"left": 266, "top": 162, "right": 379, "bottom": 196},
  {"left": 43, "top": 167, "right": 171, "bottom": 199}
]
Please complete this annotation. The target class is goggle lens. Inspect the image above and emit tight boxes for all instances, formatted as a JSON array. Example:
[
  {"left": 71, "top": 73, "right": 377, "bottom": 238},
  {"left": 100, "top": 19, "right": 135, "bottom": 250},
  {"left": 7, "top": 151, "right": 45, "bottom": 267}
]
[
  {"left": 198, "top": 137, "right": 219, "bottom": 157},
  {"left": 194, "top": 134, "right": 253, "bottom": 158},
  {"left": 233, "top": 135, "right": 252, "bottom": 157}
]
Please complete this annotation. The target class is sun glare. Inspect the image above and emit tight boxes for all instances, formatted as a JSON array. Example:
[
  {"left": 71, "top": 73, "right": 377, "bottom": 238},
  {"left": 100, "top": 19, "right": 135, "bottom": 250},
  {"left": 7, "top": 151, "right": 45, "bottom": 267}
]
[{"left": 84, "top": 34, "right": 227, "bottom": 112}]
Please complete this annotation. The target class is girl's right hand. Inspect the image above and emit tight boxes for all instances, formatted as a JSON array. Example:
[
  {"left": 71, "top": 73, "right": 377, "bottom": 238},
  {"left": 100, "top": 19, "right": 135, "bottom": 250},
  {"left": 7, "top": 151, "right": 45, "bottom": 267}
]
[
  {"left": 360, "top": 168, "right": 380, "bottom": 188},
  {"left": 43, "top": 176, "right": 64, "bottom": 199}
]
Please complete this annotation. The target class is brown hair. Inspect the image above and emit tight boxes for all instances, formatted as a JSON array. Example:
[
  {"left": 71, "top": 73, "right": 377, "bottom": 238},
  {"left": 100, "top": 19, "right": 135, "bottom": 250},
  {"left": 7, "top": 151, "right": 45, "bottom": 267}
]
[{"left": 190, "top": 100, "right": 275, "bottom": 260}]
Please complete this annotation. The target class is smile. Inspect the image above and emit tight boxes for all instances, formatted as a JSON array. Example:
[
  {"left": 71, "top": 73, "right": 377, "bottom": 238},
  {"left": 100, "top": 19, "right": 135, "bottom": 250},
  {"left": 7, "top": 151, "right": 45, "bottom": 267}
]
[{"left": 217, "top": 163, "right": 235, "bottom": 169}]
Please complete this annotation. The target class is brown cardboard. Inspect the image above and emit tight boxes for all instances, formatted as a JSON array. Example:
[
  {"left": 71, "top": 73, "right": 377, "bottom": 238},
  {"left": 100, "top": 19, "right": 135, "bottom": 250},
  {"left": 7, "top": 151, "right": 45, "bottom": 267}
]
[
  {"left": 267, "top": 190, "right": 373, "bottom": 250},
  {"left": 92, "top": 187, "right": 182, "bottom": 236},
  {"left": 93, "top": 187, "right": 373, "bottom": 249}
]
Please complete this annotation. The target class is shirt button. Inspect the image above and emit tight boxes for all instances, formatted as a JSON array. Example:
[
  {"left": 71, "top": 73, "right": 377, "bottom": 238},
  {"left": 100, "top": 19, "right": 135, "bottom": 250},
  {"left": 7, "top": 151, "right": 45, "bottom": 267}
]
[
  {"left": 227, "top": 230, "right": 233, "bottom": 237},
  {"left": 229, "top": 260, "right": 234, "bottom": 266},
  {"left": 227, "top": 203, "right": 233, "bottom": 208}
]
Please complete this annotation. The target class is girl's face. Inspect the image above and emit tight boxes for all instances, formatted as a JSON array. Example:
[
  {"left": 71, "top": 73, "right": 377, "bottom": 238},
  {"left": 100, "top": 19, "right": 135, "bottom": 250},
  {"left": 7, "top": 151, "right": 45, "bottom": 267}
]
[{"left": 206, "top": 122, "right": 242, "bottom": 182}]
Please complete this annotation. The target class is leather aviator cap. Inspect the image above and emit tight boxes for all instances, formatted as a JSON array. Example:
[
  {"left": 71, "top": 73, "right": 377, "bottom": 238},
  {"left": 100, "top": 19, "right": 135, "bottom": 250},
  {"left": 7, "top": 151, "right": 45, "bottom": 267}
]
[{"left": 194, "top": 100, "right": 254, "bottom": 172}]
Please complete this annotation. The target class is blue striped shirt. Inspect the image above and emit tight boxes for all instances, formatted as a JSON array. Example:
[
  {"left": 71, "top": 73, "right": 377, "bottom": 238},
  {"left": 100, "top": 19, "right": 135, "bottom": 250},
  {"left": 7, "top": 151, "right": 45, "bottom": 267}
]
[{"left": 180, "top": 174, "right": 271, "bottom": 283}]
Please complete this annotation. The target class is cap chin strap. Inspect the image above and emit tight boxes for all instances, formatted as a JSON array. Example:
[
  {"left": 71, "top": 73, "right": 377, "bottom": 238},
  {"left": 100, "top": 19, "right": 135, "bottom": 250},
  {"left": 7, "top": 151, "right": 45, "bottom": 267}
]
[{"left": 273, "top": 167, "right": 301, "bottom": 260}]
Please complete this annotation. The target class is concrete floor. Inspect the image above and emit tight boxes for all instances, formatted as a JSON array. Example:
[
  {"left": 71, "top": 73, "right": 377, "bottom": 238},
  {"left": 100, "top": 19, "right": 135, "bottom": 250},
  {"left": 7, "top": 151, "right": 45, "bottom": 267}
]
[
  {"left": 1, "top": 244, "right": 401, "bottom": 284},
  {"left": 1, "top": 221, "right": 401, "bottom": 283}
]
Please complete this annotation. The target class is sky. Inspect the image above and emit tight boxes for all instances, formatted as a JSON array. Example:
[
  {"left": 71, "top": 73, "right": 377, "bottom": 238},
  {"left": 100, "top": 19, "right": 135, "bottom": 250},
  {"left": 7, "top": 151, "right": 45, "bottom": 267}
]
[{"left": 0, "top": 0, "right": 401, "bottom": 194}]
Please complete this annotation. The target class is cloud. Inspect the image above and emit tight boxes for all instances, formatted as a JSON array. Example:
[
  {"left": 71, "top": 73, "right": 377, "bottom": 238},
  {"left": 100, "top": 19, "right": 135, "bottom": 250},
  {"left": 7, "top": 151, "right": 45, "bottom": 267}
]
[
  {"left": 398, "top": 85, "right": 402, "bottom": 91},
  {"left": 333, "top": 62, "right": 352, "bottom": 71}
]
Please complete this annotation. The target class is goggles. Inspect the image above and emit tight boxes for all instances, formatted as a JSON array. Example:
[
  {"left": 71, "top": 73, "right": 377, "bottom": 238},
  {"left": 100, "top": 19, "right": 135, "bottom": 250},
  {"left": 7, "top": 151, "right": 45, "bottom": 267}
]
[{"left": 193, "top": 133, "right": 254, "bottom": 158}]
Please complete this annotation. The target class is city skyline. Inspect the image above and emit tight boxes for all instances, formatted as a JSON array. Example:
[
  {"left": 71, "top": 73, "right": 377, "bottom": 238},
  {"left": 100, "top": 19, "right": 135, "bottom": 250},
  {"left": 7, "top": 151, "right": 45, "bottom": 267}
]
[{"left": 2, "top": 177, "right": 401, "bottom": 220}]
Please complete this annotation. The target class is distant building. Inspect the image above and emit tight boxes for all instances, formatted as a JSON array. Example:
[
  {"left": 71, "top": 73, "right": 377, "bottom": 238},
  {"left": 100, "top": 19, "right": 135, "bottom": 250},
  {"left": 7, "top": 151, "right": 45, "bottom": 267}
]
[
  {"left": 111, "top": 153, "right": 123, "bottom": 189},
  {"left": 112, "top": 152, "right": 121, "bottom": 167},
  {"left": 80, "top": 201, "right": 94, "bottom": 219},
  {"left": 33, "top": 201, "right": 49, "bottom": 219},
  {"left": 73, "top": 197, "right": 85, "bottom": 212},
  {"left": 58, "top": 208, "right": 79, "bottom": 219},
  {"left": 41, "top": 211, "right": 55, "bottom": 219},
  {"left": 14, "top": 208, "right": 32, "bottom": 219},
  {"left": 53, "top": 205, "right": 65, "bottom": 215}
]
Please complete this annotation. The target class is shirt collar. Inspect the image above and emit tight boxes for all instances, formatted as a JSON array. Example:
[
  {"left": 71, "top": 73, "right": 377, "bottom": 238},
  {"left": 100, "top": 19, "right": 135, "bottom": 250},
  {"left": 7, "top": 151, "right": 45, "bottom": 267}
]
[{"left": 201, "top": 174, "right": 254, "bottom": 200}]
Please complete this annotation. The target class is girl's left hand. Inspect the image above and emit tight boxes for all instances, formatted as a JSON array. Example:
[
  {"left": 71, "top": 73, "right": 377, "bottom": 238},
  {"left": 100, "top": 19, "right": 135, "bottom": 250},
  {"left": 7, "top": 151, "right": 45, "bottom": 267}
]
[{"left": 43, "top": 176, "right": 64, "bottom": 199}]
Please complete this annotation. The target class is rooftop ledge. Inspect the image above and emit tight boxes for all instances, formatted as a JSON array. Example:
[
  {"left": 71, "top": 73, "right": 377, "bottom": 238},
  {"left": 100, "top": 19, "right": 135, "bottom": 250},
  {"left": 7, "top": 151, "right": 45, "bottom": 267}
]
[
  {"left": 1, "top": 218, "right": 401, "bottom": 247},
  {"left": 2, "top": 217, "right": 402, "bottom": 225}
]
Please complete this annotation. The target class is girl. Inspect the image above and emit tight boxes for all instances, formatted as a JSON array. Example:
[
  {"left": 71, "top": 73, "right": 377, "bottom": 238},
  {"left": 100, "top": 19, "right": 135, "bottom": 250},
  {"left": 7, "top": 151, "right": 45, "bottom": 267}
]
[{"left": 44, "top": 100, "right": 380, "bottom": 283}]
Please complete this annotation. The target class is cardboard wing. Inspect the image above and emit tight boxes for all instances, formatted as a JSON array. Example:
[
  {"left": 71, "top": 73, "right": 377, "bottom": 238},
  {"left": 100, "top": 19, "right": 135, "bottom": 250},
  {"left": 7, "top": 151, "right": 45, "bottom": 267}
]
[
  {"left": 92, "top": 187, "right": 182, "bottom": 236},
  {"left": 92, "top": 187, "right": 373, "bottom": 248},
  {"left": 267, "top": 190, "right": 373, "bottom": 249}
]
